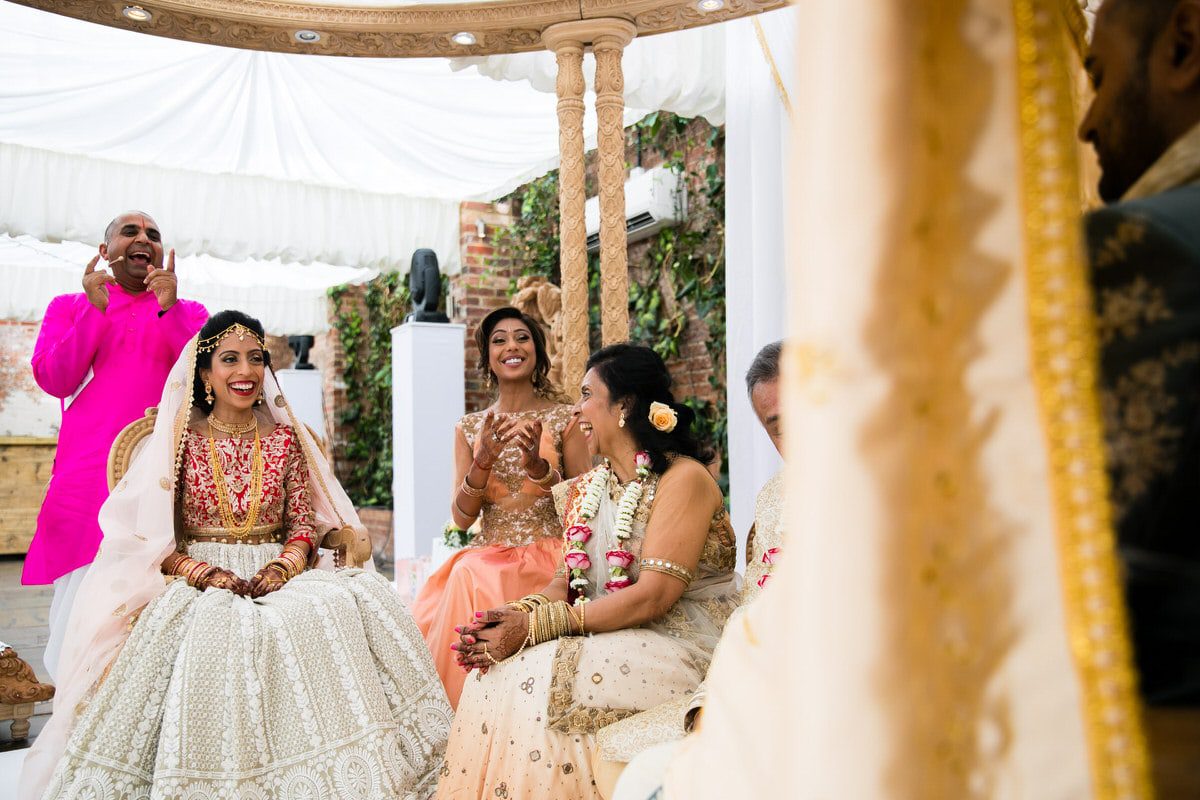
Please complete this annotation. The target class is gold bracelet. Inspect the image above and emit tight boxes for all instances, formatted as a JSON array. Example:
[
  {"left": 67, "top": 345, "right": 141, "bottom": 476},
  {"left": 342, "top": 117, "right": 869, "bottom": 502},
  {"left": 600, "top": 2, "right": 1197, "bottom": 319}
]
[
  {"left": 453, "top": 497, "right": 479, "bottom": 523},
  {"left": 528, "top": 463, "right": 559, "bottom": 489},
  {"left": 461, "top": 477, "right": 487, "bottom": 499},
  {"left": 570, "top": 601, "right": 586, "bottom": 634},
  {"left": 639, "top": 558, "right": 695, "bottom": 586}
]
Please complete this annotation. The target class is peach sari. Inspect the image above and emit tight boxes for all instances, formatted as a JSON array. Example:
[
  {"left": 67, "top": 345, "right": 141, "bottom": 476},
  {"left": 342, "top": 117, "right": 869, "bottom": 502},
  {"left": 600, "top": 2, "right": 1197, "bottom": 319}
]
[{"left": 411, "top": 404, "right": 574, "bottom": 708}]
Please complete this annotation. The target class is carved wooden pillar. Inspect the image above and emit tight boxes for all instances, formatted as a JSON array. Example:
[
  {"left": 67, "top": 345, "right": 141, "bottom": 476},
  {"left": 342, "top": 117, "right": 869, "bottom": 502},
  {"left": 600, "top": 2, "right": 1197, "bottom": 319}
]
[
  {"left": 542, "top": 22, "right": 589, "bottom": 399},
  {"left": 592, "top": 20, "right": 637, "bottom": 345}
]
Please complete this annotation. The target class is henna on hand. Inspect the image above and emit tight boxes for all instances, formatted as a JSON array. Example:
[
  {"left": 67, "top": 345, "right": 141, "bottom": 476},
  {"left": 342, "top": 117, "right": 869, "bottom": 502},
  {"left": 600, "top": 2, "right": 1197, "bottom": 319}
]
[{"left": 203, "top": 567, "right": 251, "bottom": 596}]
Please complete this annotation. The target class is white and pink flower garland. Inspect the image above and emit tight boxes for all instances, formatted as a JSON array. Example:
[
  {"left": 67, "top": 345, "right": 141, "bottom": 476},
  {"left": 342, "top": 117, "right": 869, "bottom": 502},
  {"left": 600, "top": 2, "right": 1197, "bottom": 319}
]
[{"left": 563, "top": 451, "right": 652, "bottom": 603}]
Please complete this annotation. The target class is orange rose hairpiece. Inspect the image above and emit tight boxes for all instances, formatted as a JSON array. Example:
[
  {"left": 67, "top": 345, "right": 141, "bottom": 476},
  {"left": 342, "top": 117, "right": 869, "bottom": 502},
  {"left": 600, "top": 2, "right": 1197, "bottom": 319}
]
[{"left": 648, "top": 401, "right": 678, "bottom": 433}]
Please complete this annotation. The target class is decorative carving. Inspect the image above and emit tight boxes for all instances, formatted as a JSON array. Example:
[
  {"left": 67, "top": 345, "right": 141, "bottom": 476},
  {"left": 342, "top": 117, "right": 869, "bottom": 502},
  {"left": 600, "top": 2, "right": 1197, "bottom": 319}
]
[
  {"left": 545, "top": 26, "right": 588, "bottom": 401},
  {"left": 592, "top": 20, "right": 636, "bottom": 345},
  {"left": 0, "top": 644, "right": 55, "bottom": 740},
  {"left": 511, "top": 275, "right": 564, "bottom": 390},
  {"left": 14, "top": 0, "right": 786, "bottom": 58}
]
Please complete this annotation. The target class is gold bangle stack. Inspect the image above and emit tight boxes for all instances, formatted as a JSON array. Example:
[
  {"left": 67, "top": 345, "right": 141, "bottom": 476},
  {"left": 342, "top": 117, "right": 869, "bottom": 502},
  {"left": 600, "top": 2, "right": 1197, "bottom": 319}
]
[
  {"left": 506, "top": 593, "right": 551, "bottom": 613},
  {"left": 460, "top": 477, "right": 487, "bottom": 499},
  {"left": 526, "top": 600, "right": 581, "bottom": 646},
  {"left": 639, "top": 557, "right": 695, "bottom": 586}
]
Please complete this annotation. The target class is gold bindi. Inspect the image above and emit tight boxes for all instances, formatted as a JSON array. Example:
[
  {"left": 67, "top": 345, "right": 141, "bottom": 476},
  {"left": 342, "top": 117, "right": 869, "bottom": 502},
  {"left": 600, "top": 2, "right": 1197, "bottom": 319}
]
[{"left": 197, "top": 323, "right": 265, "bottom": 354}]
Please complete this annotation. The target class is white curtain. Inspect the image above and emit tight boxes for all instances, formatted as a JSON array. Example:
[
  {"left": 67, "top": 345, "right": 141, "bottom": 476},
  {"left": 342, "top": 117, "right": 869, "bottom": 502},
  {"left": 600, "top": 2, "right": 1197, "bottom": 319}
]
[{"left": 723, "top": 8, "right": 794, "bottom": 557}]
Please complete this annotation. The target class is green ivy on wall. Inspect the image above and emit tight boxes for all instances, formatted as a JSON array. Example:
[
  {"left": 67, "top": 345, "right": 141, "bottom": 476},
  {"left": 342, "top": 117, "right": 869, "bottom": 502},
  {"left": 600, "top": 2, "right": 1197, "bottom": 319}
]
[
  {"left": 497, "top": 112, "right": 729, "bottom": 490},
  {"left": 328, "top": 272, "right": 411, "bottom": 507}
]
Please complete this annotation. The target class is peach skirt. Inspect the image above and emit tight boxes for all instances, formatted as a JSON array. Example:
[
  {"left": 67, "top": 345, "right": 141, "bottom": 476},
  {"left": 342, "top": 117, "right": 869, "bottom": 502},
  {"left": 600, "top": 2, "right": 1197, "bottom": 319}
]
[{"left": 412, "top": 538, "right": 561, "bottom": 708}]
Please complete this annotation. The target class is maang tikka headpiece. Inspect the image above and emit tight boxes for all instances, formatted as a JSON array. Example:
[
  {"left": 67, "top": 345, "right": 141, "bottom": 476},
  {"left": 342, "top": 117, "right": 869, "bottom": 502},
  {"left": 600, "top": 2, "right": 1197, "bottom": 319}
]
[{"left": 197, "top": 323, "right": 266, "bottom": 354}]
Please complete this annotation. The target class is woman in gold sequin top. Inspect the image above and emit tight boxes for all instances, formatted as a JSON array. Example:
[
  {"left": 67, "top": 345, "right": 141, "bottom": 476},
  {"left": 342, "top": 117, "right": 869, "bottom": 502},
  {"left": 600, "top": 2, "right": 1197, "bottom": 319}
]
[{"left": 411, "top": 307, "right": 590, "bottom": 708}]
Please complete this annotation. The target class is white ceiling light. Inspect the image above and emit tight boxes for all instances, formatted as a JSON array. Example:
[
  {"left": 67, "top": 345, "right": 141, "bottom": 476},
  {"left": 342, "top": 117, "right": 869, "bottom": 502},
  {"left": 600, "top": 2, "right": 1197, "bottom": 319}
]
[
  {"left": 122, "top": 5, "right": 152, "bottom": 22},
  {"left": 451, "top": 32, "right": 477, "bottom": 46},
  {"left": 696, "top": 0, "right": 725, "bottom": 11},
  {"left": 294, "top": 29, "right": 321, "bottom": 43}
]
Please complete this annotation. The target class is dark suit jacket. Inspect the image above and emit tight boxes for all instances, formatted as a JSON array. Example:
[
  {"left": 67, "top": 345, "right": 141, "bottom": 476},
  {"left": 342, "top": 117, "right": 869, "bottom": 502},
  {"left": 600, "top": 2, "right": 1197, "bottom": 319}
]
[{"left": 1086, "top": 184, "right": 1200, "bottom": 705}]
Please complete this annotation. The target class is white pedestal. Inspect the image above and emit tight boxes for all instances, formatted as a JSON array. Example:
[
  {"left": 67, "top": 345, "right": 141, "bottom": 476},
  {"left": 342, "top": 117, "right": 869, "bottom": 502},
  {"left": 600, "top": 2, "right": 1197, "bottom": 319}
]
[
  {"left": 275, "top": 369, "right": 326, "bottom": 440},
  {"left": 392, "top": 323, "right": 465, "bottom": 563}
]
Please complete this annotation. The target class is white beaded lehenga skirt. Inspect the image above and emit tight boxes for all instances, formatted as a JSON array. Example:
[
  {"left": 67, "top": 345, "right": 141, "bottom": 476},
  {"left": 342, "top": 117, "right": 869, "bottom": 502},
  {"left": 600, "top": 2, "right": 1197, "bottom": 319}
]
[{"left": 43, "top": 543, "right": 452, "bottom": 800}]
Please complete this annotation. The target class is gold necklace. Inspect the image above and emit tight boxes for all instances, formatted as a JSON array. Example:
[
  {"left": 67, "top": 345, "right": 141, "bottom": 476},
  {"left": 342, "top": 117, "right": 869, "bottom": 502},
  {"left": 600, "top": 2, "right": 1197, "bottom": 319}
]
[
  {"left": 207, "top": 415, "right": 258, "bottom": 435},
  {"left": 207, "top": 421, "right": 264, "bottom": 537}
]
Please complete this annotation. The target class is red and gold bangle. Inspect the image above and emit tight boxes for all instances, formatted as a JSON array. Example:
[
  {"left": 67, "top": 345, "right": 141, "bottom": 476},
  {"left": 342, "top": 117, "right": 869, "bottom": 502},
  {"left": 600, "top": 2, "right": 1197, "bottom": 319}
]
[
  {"left": 285, "top": 534, "right": 315, "bottom": 550},
  {"left": 197, "top": 565, "right": 220, "bottom": 587},
  {"left": 186, "top": 560, "right": 210, "bottom": 586}
]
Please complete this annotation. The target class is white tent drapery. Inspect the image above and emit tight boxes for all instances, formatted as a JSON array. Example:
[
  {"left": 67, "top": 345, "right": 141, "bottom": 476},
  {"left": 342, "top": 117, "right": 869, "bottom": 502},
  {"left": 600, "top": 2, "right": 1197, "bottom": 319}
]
[
  {"left": 0, "top": 234, "right": 374, "bottom": 335},
  {"left": 0, "top": 1, "right": 649, "bottom": 273}
]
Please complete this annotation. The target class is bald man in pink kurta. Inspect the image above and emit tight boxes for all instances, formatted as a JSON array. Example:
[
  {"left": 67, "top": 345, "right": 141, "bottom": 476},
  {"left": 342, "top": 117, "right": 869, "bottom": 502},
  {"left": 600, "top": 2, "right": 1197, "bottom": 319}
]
[{"left": 24, "top": 212, "right": 207, "bottom": 679}]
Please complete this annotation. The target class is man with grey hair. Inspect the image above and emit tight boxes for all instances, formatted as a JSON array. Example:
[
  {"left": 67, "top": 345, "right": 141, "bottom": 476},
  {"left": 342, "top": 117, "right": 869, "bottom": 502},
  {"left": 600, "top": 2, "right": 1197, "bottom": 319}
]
[
  {"left": 745, "top": 340, "right": 783, "bottom": 457},
  {"left": 597, "top": 341, "right": 787, "bottom": 799}
]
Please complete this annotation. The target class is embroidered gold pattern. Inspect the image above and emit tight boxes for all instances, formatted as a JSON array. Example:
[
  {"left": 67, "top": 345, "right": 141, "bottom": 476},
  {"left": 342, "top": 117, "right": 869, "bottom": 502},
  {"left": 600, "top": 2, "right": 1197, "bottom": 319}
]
[
  {"left": 1095, "top": 276, "right": 1173, "bottom": 345},
  {"left": 1016, "top": 1, "right": 1151, "bottom": 795},
  {"left": 1091, "top": 219, "right": 1148, "bottom": 271},
  {"left": 1100, "top": 342, "right": 1200, "bottom": 518},
  {"left": 545, "top": 637, "right": 639, "bottom": 735},
  {"left": 462, "top": 406, "right": 574, "bottom": 547}
]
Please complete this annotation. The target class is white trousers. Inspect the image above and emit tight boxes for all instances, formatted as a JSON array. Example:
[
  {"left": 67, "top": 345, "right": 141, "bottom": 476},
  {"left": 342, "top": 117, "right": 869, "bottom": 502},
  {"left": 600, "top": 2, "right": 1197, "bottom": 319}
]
[{"left": 43, "top": 564, "right": 89, "bottom": 684}]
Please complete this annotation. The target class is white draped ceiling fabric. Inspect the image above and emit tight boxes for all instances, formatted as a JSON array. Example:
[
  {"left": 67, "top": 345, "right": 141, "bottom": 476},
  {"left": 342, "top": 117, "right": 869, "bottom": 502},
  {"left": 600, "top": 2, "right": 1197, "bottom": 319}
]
[
  {"left": 0, "top": 234, "right": 376, "bottom": 335},
  {"left": 450, "top": 22, "right": 727, "bottom": 125},
  {"left": 0, "top": 0, "right": 653, "bottom": 277}
]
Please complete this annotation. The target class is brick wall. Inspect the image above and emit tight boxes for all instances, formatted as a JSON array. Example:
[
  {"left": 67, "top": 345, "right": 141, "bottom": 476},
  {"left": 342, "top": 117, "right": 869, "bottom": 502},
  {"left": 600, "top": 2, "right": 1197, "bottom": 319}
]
[
  {"left": 582, "top": 116, "right": 724, "bottom": 408},
  {"left": 317, "top": 288, "right": 363, "bottom": 481},
  {"left": 452, "top": 201, "right": 518, "bottom": 413}
]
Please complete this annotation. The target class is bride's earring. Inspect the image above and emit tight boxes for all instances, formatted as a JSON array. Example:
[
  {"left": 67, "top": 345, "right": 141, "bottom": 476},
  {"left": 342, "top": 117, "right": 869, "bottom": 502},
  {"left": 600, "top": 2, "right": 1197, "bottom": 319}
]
[
  {"left": 204, "top": 381, "right": 214, "bottom": 405},
  {"left": 255, "top": 389, "right": 264, "bottom": 406},
  {"left": 618, "top": 410, "right": 626, "bottom": 428}
]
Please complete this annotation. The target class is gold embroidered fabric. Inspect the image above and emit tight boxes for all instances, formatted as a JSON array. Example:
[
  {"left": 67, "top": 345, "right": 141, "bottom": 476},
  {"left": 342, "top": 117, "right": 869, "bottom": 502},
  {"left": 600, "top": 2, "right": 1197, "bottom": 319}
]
[
  {"left": 179, "top": 425, "right": 318, "bottom": 547},
  {"left": 742, "top": 472, "right": 785, "bottom": 603},
  {"left": 1100, "top": 342, "right": 1200, "bottom": 520},
  {"left": 461, "top": 404, "right": 575, "bottom": 547}
]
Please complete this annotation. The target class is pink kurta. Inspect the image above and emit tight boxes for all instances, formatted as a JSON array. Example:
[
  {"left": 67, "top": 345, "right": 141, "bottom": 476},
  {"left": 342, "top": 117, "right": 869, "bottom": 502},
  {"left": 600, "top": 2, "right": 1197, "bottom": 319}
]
[{"left": 23, "top": 285, "right": 207, "bottom": 585}]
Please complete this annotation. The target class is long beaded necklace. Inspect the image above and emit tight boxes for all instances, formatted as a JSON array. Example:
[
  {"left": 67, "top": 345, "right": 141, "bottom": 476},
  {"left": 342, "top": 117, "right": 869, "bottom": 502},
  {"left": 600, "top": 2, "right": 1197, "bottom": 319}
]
[{"left": 207, "top": 419, "right": 264, "bottom": 537}]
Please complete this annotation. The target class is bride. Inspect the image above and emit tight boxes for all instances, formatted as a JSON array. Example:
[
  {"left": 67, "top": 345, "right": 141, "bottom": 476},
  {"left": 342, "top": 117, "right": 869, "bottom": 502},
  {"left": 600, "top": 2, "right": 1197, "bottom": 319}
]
[{"left": 20, "top": 310, "right": 451, "bottom": 800}]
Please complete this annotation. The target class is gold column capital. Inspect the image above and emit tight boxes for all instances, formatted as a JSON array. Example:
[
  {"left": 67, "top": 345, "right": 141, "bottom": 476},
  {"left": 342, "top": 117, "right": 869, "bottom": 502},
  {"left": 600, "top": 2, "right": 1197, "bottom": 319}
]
[{"left": 542, "top": 17, "right": 636, "bottom": 52}]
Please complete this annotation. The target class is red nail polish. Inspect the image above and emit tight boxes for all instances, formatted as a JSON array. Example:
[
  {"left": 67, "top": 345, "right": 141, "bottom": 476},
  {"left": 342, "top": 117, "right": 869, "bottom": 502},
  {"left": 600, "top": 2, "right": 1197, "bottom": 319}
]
[
  {"left": 475, "top": 611, "right": 483, "bottom": 618},
  {"left": 450, "top": 643, "right": 458, "bottom": 651}
]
